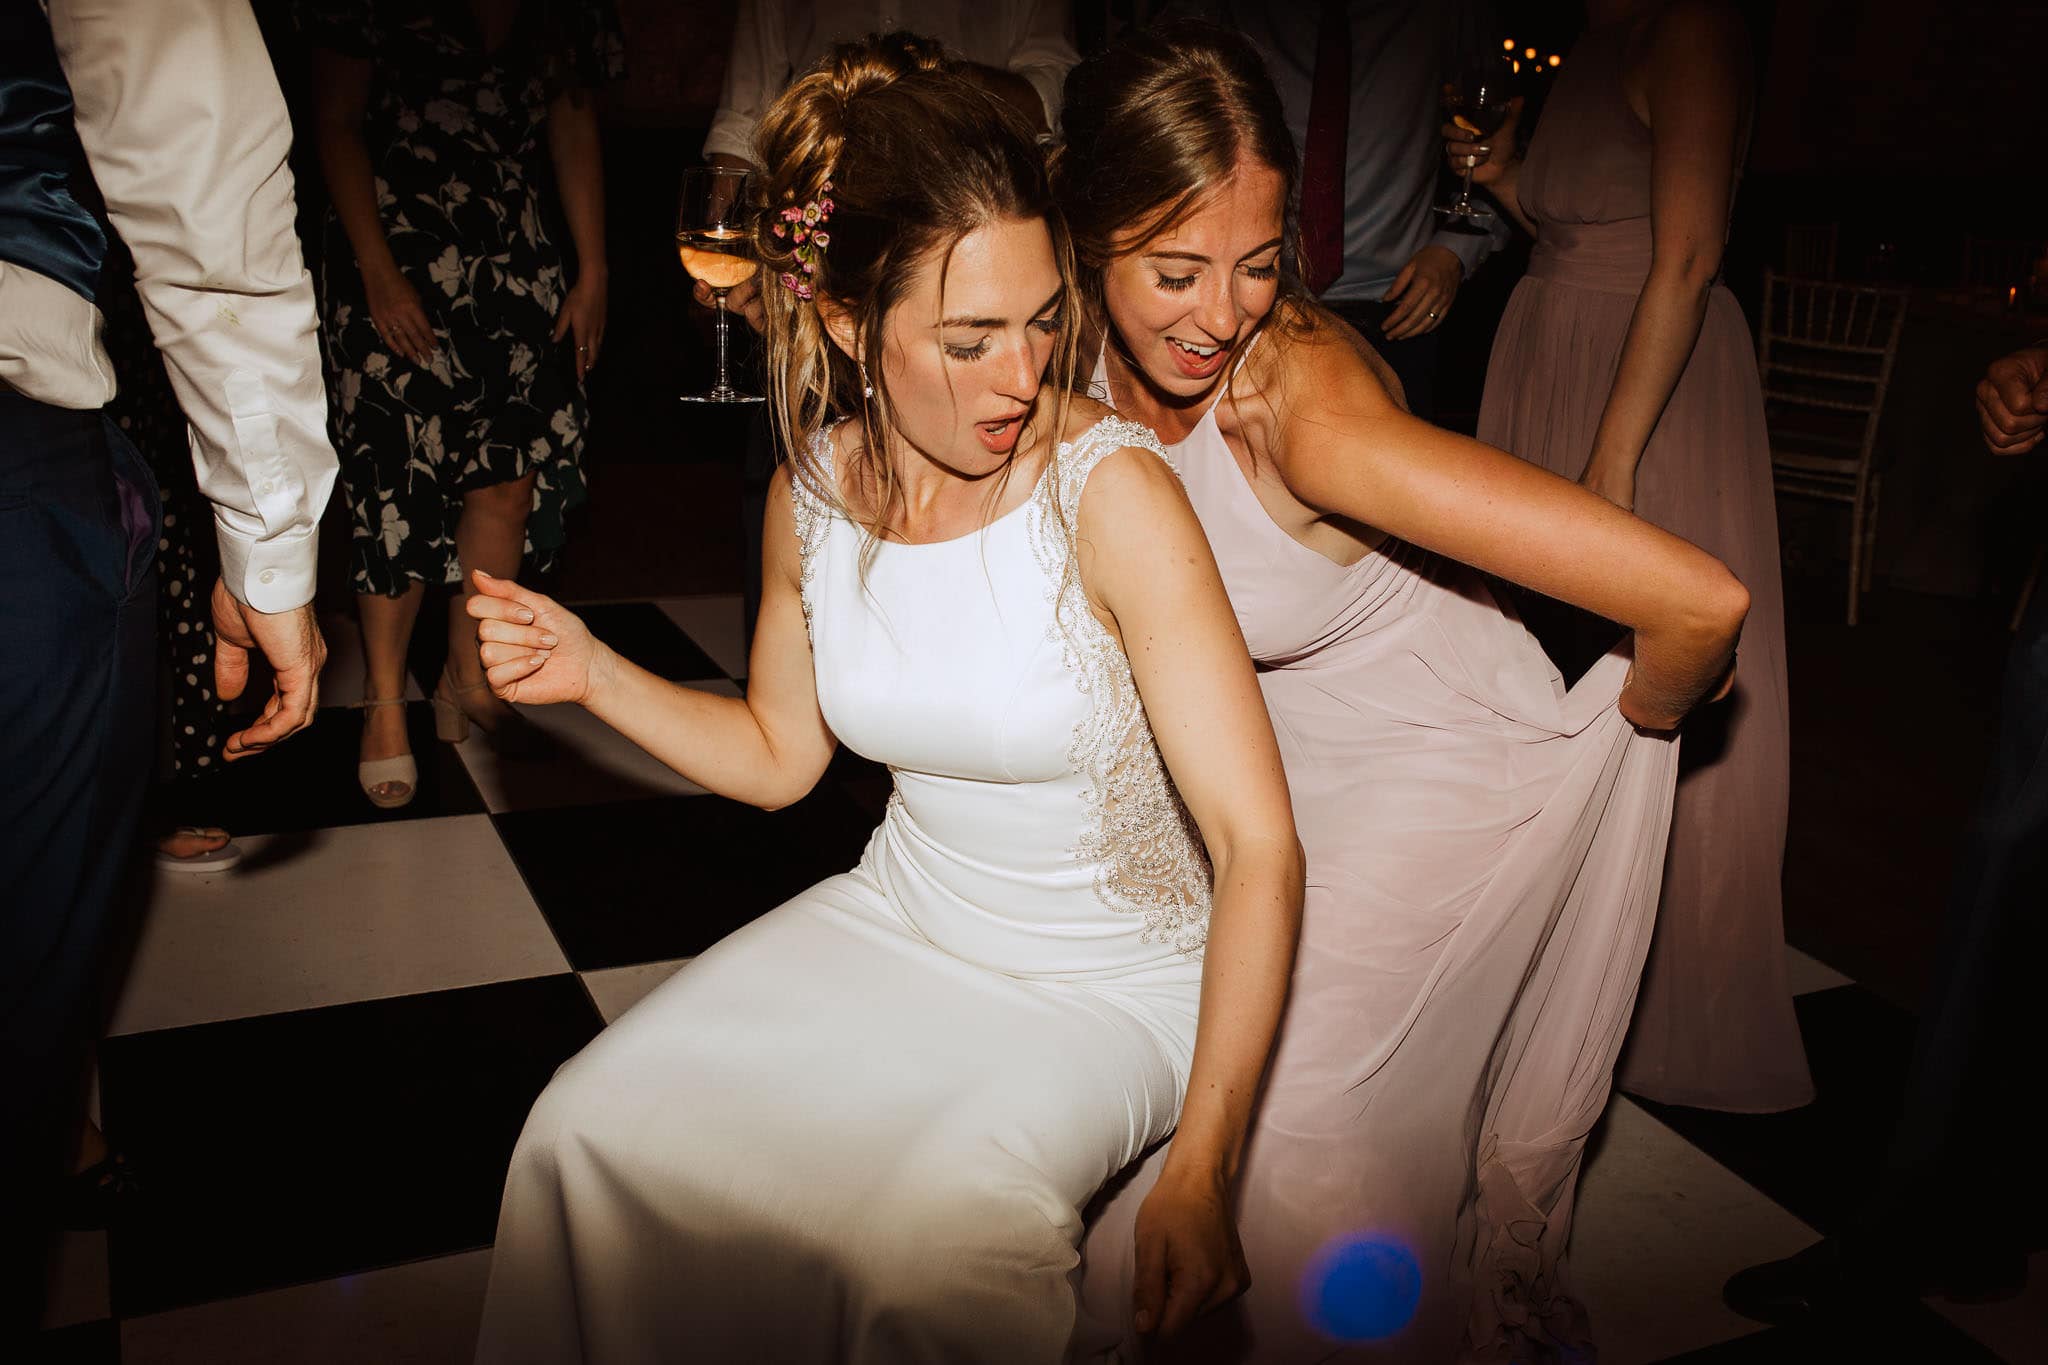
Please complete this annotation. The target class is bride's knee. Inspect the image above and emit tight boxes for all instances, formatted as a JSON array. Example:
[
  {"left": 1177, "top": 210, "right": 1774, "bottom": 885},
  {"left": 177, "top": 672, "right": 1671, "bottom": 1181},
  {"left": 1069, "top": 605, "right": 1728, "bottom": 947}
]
[
  {"left": 505, "top": 1048, "right": 637, "bottom": 1180},
  {"left": 846, "top": 1184, "right": 1073, "bottom": 1316}
]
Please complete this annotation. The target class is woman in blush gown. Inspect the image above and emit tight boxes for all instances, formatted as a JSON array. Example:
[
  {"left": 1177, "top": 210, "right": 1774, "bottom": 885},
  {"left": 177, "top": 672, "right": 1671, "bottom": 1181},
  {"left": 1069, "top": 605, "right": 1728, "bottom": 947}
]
[
  {"left": 1456, "top": 0, "right": 1811, "bottom": 1114},
  {"left": 469, "top": 35, "right": 1304, "bottom": 1365},
  {"left": 1053, "top": 23, "right": 1749, "bottom": 1363}
]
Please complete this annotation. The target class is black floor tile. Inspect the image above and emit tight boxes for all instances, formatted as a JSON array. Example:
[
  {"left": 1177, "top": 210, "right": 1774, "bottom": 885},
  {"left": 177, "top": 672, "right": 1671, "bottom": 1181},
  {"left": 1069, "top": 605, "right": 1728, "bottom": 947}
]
[
  {"left": 1650, "top": 1299, "right": 2008, "bottom": 1363},
  {"left": 495, "top": 783, "right": 877, "bottom": 971},
  {"left": 26, "top": 1319, "right": 120, "bottom": 1365},
  {"left": 178, "top": 702, "right": 485, "bottom": 836},
  {"left": 99, "top": 975, "right": 601, "bottom": 1317},
  {"left": 578, "top": 602, "right": 725, "bottom": 682},
  {"left": 1633, "top": 985, "right": 1916, "bottom": 1236}
]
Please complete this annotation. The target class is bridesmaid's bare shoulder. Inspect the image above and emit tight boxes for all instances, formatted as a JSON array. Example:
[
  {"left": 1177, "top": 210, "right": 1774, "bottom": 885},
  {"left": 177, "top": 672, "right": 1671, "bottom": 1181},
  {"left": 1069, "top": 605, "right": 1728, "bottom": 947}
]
[
  {"left": 1632, "top": 0, "right": 1751, "bottom": 109},
  {"left": 1218, "top": 298, "right": 1409, "bottom": 465}
]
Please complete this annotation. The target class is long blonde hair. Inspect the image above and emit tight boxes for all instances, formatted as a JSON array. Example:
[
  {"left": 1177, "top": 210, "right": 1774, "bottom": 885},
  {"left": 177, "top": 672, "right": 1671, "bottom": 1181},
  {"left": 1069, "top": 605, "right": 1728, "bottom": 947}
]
[
  {"left": 1051, "top": 20, "right": 1321, "bottom": 431},
  {"left": 749, "top": 32, "right": 1080, "bottom": 558}
]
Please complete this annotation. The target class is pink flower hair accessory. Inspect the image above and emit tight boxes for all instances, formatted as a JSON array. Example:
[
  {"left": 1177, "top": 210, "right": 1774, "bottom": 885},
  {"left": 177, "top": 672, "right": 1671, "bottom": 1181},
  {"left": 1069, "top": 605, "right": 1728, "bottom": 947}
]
[{"left": 769, "top": 181, "right": 835, "bottom": 302}]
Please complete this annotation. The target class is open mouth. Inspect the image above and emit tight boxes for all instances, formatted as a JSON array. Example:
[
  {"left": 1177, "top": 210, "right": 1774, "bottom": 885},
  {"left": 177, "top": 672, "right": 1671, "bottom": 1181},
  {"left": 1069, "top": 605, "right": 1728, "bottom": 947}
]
[
  {"left": 975, "top": 412, "right": 1028, "bottom": 453},
  {"left": 1166, "top": 335, "right": 1229, "bottom": 377}
]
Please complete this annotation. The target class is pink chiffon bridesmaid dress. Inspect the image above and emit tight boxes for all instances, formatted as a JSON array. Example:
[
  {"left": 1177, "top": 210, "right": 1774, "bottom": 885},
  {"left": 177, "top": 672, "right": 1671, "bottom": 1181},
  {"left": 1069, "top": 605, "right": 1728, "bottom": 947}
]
[
  {"left": 1074, "top": 344, "right": 1682, "bottom": 1362},
  {"left": 1475, "top": 18, "right": 1813, "bottom": 1115}
]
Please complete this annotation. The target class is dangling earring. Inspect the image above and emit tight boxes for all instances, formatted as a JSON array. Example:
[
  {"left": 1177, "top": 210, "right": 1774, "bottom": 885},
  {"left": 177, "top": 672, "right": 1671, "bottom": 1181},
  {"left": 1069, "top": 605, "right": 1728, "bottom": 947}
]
[{"left": 859, "top": 359, "right": 874, "bottom": 400}]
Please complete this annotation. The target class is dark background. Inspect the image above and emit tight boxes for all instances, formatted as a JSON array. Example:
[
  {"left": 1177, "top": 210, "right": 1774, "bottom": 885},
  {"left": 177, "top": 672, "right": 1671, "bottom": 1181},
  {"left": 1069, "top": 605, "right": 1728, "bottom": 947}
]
[{"left": 249, "top": 0, "right": 2048, "bottom": 607}]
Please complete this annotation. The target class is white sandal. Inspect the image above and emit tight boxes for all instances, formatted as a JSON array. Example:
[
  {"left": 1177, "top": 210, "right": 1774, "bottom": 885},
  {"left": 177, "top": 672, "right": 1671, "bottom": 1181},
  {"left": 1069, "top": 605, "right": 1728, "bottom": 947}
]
[
  {"left": 352, "top": 697, "right": 418, "bottom": 809},
  {"left": 155, "top": 827, "right": 244, "bottom": 874}
]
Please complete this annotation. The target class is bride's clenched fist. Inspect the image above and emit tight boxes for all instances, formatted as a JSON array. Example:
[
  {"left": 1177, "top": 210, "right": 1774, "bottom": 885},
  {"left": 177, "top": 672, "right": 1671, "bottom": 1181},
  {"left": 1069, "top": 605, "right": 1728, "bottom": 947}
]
[{"left": 466, "top": 569, "right": 610, "bottom": 707}]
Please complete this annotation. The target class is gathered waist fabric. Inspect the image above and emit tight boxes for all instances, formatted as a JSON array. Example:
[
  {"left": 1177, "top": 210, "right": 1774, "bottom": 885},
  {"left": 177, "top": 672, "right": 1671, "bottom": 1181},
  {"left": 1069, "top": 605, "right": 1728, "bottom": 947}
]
[{"left": 1526, "top": 218, "right": 1656, "bottom": 296}]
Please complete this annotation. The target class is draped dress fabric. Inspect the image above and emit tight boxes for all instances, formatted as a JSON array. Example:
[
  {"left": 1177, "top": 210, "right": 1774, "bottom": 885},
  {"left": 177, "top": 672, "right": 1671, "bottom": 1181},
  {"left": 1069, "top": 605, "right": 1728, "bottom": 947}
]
[
  {"left": 1475, "top": 21, "right": 1811, "bottom": 1114},
  {"left": 475, "top": 417, "right": 1212, "bottom": 1365},
  {"left": 1073, "top": 352, "right": 1680, "bottom": 1363}
]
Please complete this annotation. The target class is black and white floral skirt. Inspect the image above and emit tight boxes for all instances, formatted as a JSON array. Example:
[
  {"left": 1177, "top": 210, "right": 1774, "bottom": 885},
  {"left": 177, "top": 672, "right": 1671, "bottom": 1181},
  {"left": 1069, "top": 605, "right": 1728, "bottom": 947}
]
[{"left": 319, "top": 226, "right": 588, "bottom": 599}]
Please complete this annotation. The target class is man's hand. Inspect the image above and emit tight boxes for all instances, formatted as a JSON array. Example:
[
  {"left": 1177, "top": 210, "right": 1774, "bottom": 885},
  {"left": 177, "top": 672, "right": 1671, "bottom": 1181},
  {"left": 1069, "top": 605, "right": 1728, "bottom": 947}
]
[
  {"left": 1978, "top": 345, "right": 2048, "bottom": 455},
  {"left": 211, "top": 581, "right": 326, "bottom": 761},
  {"left": 695, "top": 154, "right": 767, "bottom": 332},
  {"left": 693, "top": 271, "right": 765, "bottom": 333},
  {"left": 1381, "top": 244, "right": 1463, "bottom": 340}
]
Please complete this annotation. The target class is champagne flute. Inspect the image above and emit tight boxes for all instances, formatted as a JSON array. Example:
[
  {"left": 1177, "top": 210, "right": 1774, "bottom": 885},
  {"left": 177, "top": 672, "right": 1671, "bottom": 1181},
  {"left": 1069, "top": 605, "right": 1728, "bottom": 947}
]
[
  {"left": 1437, "top": 53, "right": 1516, "bottom": 226},
  {"left": 677, "top": 165, "right": 763, "bottom": 405}
]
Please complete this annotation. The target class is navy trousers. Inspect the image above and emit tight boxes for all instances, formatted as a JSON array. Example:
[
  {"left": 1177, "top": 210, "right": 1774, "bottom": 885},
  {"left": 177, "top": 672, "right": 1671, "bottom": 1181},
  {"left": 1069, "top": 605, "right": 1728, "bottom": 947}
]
[
  {"left": 0, "top": 388, "right": 159, "bottom": 1331},
  {"left": 1874, "top": 582, "right": 2048, "bottom": 1256}
]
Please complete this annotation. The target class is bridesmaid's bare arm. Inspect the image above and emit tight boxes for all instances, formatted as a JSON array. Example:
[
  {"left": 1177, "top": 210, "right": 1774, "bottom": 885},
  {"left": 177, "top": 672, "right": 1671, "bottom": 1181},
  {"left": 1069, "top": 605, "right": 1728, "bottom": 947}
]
[
  {"left": 1580, "top": 0, "right": 1751, "bottom": 509},
  {"left": 1242, "top": 326, "right": 1747, "bottom": 731},
  {"left": 1076, "top": 448, "right": 1306, "bottom": 1340}
]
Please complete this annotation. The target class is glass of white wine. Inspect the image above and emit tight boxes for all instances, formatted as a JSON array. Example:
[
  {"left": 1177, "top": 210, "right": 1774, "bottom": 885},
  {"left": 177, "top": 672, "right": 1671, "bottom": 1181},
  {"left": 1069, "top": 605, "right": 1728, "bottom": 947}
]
[
  {"left": 1437, "top": 53, "right": 1516, "bottom": 226},
  {"left": 677, "top": 165, "right": 763, "bottom": 405}
]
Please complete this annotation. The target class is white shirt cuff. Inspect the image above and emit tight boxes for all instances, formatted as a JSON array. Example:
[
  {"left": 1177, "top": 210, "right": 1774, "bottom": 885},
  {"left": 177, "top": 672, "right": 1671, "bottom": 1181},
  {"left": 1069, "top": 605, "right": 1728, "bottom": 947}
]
[{"left": 215, "top": 521, "right": 319, "bottom": 613}]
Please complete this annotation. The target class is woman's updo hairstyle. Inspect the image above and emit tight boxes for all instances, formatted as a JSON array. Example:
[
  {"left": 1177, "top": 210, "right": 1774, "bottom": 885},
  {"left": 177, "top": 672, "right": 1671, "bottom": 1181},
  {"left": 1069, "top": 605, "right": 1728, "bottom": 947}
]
[
  {"left": 751, "top": 32, "right": 1076, "bottom": 538},
  {"left": 1053, "top": 20, "right": 1312, "bottom": 338}
]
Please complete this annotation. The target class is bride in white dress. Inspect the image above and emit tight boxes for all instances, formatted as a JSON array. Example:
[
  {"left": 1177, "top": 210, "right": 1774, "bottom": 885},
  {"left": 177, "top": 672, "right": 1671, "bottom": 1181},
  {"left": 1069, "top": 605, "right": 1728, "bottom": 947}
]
[{"left": 467, "top": 35, "right": 1305, "bottom": 1365}]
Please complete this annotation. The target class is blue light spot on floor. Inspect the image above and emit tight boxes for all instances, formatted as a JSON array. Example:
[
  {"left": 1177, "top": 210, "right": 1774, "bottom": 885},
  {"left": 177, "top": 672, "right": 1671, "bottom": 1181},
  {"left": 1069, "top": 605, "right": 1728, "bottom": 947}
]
[{"left": 1299, "top": 1231, "right": 1424, "bottom": 1343}]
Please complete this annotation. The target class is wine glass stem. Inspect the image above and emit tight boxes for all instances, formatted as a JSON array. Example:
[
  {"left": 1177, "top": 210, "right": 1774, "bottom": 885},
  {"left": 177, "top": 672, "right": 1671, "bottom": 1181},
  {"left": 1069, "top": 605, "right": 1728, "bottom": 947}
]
[
  {"left": 713, "top": 293, "right": 732, "bottom": 394},
  {"left": 1459, "top": 164, "right": 1476, "bottom": 210}
]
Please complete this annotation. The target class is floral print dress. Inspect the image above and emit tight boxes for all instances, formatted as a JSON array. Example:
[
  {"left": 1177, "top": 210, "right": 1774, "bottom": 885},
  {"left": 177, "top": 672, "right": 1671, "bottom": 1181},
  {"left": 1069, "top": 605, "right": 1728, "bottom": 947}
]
[{"left": 298, "top": 0, "right": 624, "bottom": 596}]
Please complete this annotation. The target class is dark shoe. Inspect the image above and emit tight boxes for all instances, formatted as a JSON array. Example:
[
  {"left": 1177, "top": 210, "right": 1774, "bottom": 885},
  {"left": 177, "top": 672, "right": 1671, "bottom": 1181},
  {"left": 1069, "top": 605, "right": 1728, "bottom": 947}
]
[
  {"left": 1724, "top": 1240, "right": 1866, "bottom": 1326},
  {"left": 1725, "top": 1237, "right": 2025, "bottom": 1326},
  {"left": 60, "top": 1153, "right": 141, "bottom": 1231}
]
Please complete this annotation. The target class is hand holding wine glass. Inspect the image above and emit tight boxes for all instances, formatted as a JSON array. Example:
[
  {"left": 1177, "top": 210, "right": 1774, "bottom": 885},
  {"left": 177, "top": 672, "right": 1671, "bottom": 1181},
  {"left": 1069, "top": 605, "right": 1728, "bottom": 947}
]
[
  {"left": 1436, "top": 53, "right": 1518, "bottom": 225},
  {"left": 1442, "top": 94, "right": 1524, "bottom": 188},
  {"left": 677, "top": 164, "right": 764, "bottom": 404}
]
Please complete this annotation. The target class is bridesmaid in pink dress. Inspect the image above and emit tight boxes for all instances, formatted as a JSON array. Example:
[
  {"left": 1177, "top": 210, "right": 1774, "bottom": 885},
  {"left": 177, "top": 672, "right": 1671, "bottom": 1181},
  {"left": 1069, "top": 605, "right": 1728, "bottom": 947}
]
[
  {"left": 1459, "top": 0, "right": 1812, "bottom": 1114},
  {"left": 1054, "top": 21, "right": 1749, "bottom": 1364}
]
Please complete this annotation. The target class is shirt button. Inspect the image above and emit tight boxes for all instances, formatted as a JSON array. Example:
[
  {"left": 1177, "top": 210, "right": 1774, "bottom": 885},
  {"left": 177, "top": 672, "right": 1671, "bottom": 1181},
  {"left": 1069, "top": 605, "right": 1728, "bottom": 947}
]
[
  {"left": 258, "top": 481, "right": 274, "bottom": 496},
  {"left": 259, "top": 569, "right": 277, "bottom": 585}
]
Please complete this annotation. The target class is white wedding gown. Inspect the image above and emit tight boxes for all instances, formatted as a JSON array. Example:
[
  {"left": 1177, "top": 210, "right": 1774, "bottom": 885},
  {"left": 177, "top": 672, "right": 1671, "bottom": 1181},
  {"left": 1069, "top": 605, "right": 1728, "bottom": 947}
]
[{"left": 474, "top": 416, "right": 1210, "bottom": 1365}]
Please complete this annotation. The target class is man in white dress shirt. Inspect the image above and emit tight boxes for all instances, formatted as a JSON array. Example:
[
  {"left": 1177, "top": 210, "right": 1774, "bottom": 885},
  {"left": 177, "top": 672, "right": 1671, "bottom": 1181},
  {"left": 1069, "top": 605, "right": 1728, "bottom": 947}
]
[
  {"left": 1, "top": 1, "right": 337, "bottom": 1328},
  {"left": 1173, "top": 0, "right": 1511, "bottom": 422}
]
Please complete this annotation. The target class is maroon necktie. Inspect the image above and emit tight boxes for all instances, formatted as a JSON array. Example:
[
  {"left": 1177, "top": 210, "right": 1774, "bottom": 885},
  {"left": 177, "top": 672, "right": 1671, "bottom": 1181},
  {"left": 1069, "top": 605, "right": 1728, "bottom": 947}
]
[{"left": 1299, "top": 0, "right": 1351, "bottom": 296}]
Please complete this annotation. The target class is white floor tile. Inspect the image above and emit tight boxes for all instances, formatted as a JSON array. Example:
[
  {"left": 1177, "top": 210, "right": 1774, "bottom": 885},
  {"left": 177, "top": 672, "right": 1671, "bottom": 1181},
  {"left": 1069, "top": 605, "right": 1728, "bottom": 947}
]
[
  {"left": 656, "top": 593, "right": 749, "bottom": 679},
  {"left": 453, "top": 685, "right": 738, "bottom": 812},
  {"left": 314, "top": 609, "right": 423, "bottom": 710},
  {"left": 580, "top": 958, "right": 692, "bottom": 1023},
  {"left": 1572, "top": 1097, "right": 1818, "bottom": 1364},
  {"left": 1784, "top": 944, "right": 1854, "bottom": 996},
  {"left": 120, "top": 1248, "right": 491, "bottom": 1365},
  {"left": 110, "top": 816, "right": 567, "bottom": 1036},
  {"left": 1933, "top": 1250, "right": 2048, "bottom": 1365},
  {"left": 39, "top": 1229, "right": 108, "bottom": 1331}
]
